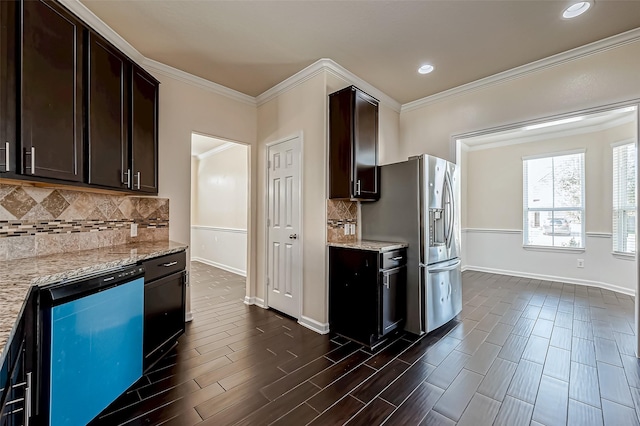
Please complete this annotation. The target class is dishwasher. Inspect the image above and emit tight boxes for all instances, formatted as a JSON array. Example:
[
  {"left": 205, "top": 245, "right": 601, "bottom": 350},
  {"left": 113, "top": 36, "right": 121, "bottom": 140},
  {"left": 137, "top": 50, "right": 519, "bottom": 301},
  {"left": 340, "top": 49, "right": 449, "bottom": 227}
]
[{"left": 39, "top": 264, "right": 145, "bottom": 426}]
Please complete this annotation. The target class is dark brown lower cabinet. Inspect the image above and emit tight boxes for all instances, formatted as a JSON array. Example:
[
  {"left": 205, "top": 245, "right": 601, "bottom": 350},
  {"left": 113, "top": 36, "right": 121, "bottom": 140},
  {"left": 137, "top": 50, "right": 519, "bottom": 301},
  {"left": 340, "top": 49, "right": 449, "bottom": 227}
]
[
  {"left": 329, "top": 246, "right": 406, "bottom": 348},
  {"left": 142, "top": 251, "right": 186, "bottom": 371},
  {"left": 0, "top": 289, "right": 37, "bottom": 426}
]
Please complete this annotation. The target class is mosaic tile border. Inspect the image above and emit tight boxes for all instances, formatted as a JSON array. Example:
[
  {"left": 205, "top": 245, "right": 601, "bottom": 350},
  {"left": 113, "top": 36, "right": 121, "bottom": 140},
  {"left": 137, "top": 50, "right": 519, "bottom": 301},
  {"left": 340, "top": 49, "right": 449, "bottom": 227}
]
[{"left": 0, "top": 218, "right": 168, "bottom": 238}]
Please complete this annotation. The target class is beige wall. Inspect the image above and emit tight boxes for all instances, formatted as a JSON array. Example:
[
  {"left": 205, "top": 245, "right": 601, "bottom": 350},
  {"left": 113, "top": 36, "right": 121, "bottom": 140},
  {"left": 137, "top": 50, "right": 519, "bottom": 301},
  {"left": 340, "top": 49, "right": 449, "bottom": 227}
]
[
  {"left": 466, "top": 122, "right": 636, "bottom": 232},
  {"left": 192, "top": 145, "right": 248, "bottom": 229},
  {"left": 255, "top": 71, "right": 401, "bottom": 325},
  {"left": 399, "top": 40, "right": 640, "bottom": 164},
  {"left": 153, "top": 74, "right": 257, "bottom": 315},
  {"left": 256, "top": 72, "right": 327, "bottom": 321}
]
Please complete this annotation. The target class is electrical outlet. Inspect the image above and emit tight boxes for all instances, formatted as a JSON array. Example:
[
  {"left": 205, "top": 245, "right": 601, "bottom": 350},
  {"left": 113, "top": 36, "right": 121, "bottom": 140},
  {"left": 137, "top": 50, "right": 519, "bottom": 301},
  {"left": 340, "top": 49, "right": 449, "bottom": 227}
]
[
  {"left": 350, "top": 224, "right": 356, "bottom": 235},
  {"left": 577, "top": 259, "right": 584, "bottom": 268},
  {"left": 344, "top": 223, "right": 349, "bottom": 235},
  {"left": 130, "top": 223, "right": 138, "bottom": 237}
]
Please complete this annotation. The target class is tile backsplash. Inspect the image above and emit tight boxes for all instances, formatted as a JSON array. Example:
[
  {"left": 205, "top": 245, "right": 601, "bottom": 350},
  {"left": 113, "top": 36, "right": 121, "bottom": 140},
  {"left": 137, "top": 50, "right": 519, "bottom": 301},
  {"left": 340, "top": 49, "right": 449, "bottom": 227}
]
[
  {"left": 327, "top": 199, "right": 358, "bottom": 243},
  {"left": 0, "top": 183, "right": 169, "bottom": 260}
]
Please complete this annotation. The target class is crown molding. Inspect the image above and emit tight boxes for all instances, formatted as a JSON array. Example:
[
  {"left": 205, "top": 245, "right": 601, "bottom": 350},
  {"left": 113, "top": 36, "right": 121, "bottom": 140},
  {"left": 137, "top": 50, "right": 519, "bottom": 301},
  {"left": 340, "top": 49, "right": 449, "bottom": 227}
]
[
  {"left": 402, "top": 27, "right": 640, "bottom": 113},
  {"left": 256, "top": 58, "right": 402, "bottom": 112},
  {"left": 142, "top": 59, "right": 256, "bottom": 106},
  {"left": 195, "top": 142, "right": 237, "bottom": 160},
  {"left": 57, "top": 0, "right": 144, "bottom": 63},
  {"left": 59, "top": 0, "right": 257, "bottom": 106}
]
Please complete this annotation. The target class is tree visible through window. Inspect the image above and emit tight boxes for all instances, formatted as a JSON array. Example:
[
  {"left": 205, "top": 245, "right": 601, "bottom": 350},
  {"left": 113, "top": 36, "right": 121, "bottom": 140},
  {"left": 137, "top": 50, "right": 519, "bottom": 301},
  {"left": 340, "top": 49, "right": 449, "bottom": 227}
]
[
  {"left": 613, "top": 142, "right": 636, "bottom": 254},
  {"left": 523, "top": 152, "right": 585, "bottom": 248}
]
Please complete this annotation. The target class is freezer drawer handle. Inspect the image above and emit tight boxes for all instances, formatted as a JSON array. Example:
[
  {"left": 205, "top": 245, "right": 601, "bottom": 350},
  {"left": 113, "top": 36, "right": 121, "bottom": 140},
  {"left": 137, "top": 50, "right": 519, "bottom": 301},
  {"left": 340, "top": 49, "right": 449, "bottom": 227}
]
[
  {"left": 163, "top": 261, "right": 178, "bottom": 267},
  {"left": 427, "top": 259, "right": 461, "bottom": 273}
]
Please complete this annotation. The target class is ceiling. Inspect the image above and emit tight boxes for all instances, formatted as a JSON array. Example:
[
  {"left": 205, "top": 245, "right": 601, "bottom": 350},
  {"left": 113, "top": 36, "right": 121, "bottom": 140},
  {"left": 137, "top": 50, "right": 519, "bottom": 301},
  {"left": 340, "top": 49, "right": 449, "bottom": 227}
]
[
  {"left": 80, "top": 1, "right": 640, "bottom": 104},
  {"left": 191, "top": 134, "right": 230, "bottom": 156}
]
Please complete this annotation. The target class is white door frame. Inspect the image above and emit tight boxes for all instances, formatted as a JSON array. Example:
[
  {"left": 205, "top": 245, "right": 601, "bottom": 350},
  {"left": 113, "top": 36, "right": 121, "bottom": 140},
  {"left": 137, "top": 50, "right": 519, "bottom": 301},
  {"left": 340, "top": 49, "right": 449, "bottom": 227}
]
[{"left": 263, "top": 132, "right": 304, "bottom": 319}]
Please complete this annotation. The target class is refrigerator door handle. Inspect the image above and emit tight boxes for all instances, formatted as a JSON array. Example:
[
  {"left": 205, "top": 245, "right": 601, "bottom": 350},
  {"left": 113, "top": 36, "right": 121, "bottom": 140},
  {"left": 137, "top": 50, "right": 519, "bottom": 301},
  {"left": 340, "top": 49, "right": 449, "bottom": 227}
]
[
  {"left": 444, "top": 170, "right": 455, "bottom": 249},
  {"left": 427, "top": 259, "right": 461, "bottom": 273}
]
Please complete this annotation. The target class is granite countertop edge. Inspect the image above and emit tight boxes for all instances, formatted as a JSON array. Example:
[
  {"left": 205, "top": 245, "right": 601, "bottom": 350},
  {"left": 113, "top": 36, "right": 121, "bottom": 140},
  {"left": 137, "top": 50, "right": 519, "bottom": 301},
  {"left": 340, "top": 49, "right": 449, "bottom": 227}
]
[
  {"left": 0, "top": 240, "right": 188, "bottom": 365},
  {"left": 327, "top": 240, "right": 408, "bottom": 252}
]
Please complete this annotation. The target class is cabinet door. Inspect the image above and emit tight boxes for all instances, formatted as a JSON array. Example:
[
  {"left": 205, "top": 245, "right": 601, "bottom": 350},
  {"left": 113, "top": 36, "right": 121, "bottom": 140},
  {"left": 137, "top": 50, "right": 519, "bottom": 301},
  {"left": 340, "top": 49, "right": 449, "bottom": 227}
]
[
  {"left": 144, "top": 271, "right": 185, "bottom": 370},
  {"left": 328, "top": 88, "right": 354, "bottom": 199},
  {"left": 87, "top": 33, "right": 129, "bottom": 189},
  {"left": 353, "top": 90, "right": 379, "bottom": 200},
  {"left": 21, "top": 0, "right": 84, "bottom": 181},
  {"left": 131, "top": 66, "right": 158, "bottom": 194},
  {"left": 329, "top": 247, "right": 378, "bottom": 344},
  {"left": 380, "top": 266, "right": 406, "bottom": 336},
  {"left": 0, "top": 0, "right": 16, "bottom": 175}
]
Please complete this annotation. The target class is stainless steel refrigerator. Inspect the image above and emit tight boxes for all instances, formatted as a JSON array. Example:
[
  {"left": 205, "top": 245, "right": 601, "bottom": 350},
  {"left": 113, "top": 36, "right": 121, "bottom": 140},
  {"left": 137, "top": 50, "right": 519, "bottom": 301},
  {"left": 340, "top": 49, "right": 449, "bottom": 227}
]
[{"left": 361, "top": 154, "right": 462, "bottom": 335}]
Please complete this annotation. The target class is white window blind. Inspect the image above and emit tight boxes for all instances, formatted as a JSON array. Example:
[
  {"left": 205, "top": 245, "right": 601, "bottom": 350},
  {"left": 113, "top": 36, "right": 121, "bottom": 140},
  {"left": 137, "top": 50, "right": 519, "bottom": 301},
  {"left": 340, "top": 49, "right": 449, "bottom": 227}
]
[
  {"left": 613, "top": 142, "right": 636, "bottom": 254},
  {"left": 523, "top": 151, "right": 585, "bottom": 248}
]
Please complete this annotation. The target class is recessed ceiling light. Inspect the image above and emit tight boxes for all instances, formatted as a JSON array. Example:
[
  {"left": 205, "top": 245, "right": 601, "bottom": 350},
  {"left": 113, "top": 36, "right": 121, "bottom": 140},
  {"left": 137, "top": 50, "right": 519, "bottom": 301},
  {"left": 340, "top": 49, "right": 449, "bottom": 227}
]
[
  {"left": 418, "top": 64, "right": 434, "bottom": 75},
  {"left": 563, "top": 1, "right": 591, "bottom": 19}
]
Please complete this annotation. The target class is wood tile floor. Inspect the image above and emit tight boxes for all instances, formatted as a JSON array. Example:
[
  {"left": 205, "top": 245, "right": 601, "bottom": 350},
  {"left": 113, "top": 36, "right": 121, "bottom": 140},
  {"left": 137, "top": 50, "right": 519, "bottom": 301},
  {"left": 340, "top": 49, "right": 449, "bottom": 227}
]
[{"left": 91, "top": 262, "right": 640, "bottom": 426}]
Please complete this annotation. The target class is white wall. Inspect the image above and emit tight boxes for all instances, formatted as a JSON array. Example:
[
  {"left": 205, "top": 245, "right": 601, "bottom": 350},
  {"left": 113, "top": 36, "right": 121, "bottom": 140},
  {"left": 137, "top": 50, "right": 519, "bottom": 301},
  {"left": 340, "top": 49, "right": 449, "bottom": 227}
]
[
  {"left": 191, "top": 144, "right": 249, "bottom": 275},
  {"left": 398, "top": 39, "right": 640, "bottom": 294},
  {"left": 191, "top": 227, "right": 247, "bottom": 276},
  {"left": 193, "top": 144, "right": 248, "bottom": 229}
]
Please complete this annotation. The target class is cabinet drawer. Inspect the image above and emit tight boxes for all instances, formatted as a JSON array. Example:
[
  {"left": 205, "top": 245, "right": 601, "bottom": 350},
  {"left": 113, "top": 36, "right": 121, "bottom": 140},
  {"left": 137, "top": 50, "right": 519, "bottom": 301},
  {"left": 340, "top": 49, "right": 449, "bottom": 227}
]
[
  {"left": 143, "top": 251, "right": 186, "bottom": 282},
  {"left": 381, "top": 249, "right": 406, "bottom": 269}
]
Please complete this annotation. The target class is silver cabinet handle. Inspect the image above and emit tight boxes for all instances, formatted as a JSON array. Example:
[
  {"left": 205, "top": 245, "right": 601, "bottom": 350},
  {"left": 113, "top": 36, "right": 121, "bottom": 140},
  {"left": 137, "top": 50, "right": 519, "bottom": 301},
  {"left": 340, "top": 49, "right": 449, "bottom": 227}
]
[
  {"left": 384, "top": 274, "right": 389, "bottom": 289},
  {"left": 25, "top": 372, "right": 32, "bottom": 426},
  {"left": 25, "top": 146, "right": 35, "bottom": 174},
  {"left": 3, "top": 142, "right": 9, "bottom": 172},
  {"left": 133, "top": 171, "right": 141, "bottom": 190},
  {"left": 355, "top": 179, "right": 361, "bottom": 196},
  {"left": 289, "top": 234, "right": 298, "bottom": 240},
  {"left": 163, "top": 261, "right": 178, "bottom": 267},
  {"left": 123, "top": 169, "right": 131, "bottom": 187},
  {"left": 391, "top": 256, "right": 403, "bottom": 261}
]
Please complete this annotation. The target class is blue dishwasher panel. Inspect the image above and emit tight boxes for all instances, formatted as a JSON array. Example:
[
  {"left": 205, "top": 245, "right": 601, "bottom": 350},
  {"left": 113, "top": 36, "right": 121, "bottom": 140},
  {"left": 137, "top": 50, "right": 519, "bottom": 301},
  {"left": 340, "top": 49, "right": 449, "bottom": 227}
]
[{"left": 50, "top": 277, "right": 144, "bottom": 426}]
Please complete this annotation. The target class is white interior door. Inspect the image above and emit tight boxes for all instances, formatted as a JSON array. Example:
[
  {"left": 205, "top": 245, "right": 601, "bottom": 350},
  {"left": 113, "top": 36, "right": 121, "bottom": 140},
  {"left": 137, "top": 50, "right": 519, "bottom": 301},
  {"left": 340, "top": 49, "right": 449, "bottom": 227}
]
[{"left": 267, "top": 136, "right": 301, "bottom": 318}]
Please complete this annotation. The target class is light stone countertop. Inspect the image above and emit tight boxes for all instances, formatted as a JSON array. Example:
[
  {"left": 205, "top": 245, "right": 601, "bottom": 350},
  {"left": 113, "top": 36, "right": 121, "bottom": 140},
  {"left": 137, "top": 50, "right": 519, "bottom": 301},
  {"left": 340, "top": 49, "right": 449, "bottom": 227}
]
[
  {"left": 327, "top": 240, "right": 408, "bottom": 252},
  {"left": 0, "top": 240, "right": 188, "bottom": 362}
]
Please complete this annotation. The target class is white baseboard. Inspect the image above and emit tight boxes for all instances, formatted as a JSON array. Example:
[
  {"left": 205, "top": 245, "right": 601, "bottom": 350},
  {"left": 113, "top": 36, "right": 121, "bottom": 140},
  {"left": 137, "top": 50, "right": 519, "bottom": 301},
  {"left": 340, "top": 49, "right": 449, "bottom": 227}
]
[
  {"left": 244, "top": 296, "right": 267, "bottom": 308},
  {"left": 298, "top": 315, "right": 330, "bottom": 335},
  {"left": 185, "top": 311, "right": 193, "bottom": 322},
  {"left": 465, "top": 265, "right": 635, "bottom": 296},
  {"left": 192, "top": 257, "right": 247, "bottom": 277}
]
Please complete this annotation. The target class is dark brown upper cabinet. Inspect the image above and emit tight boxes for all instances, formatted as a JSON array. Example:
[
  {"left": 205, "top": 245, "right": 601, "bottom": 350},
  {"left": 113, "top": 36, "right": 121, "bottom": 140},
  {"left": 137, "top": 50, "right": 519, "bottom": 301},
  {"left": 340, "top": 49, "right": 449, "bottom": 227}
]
[
  {"left": 0, "top": 1, "right": 17, "bottom": 176},
  {"left": 130, "top": 65, "right": 158, "bottom": 194},
  {"left": 329, "top": 86, "right": 379, "bottom": 200},
  {"left": 86, "top": 32, "right": 130, "bottom": 189},
  {"left": 21, "top": 0, "right": 84, "bottom": 182}
]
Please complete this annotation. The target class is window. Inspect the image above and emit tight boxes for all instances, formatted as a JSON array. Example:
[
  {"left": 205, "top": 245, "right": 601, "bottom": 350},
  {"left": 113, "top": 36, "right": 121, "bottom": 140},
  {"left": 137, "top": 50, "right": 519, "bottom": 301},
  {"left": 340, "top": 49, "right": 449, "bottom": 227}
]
[
  {"left": 523, "top": 151, "right": 585, "bottom": 248},
  {"left": 613, "top": 142, "right": 636, "bottom": 254}
]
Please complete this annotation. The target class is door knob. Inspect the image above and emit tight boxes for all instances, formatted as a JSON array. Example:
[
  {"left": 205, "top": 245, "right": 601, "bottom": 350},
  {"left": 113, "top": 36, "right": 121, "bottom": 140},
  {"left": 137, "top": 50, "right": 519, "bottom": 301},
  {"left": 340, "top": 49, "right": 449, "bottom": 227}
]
[{"left": 289, "top": 234, "right": 298, "bottom": 239}]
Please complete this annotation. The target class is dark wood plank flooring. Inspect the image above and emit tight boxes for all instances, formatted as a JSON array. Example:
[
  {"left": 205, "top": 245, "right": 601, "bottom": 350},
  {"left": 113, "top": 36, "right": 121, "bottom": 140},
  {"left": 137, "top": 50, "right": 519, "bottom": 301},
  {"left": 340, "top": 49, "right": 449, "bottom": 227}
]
[{"left": 91, "top": 262, "right": 640, "bottom": 425}]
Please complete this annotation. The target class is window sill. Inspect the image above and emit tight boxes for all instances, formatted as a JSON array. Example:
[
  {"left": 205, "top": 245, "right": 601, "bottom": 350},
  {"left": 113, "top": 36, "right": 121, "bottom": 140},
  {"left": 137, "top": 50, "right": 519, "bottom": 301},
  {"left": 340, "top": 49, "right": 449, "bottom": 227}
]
[
  {"left": 523, "top": 245, "right": 585, "bottom": 254},
  {"left": 612, "top": 251, "right": 636, "bottom": 260}
]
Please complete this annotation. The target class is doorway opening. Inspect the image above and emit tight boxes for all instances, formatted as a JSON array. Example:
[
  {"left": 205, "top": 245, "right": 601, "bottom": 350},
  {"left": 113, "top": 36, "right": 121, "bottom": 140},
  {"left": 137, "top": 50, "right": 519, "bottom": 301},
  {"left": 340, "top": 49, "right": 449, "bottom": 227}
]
[
  {"left": 455, "top": 102, "right": 639, "bottom": 353},
  {"left": 190, "top": 133, "right": 249, "bottom": 277}
]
